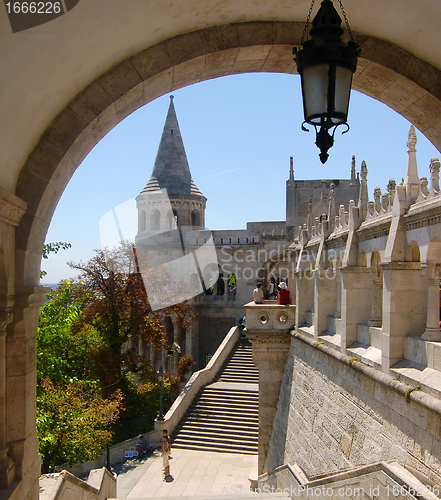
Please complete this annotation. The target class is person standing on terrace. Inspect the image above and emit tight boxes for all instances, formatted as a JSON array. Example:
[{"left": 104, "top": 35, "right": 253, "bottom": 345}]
[
  {"left": 277, "top": 282, "right": 291, "bottom": 305},
  {"left": 252, "top": 282, "right": 264, "bottom": 304}
]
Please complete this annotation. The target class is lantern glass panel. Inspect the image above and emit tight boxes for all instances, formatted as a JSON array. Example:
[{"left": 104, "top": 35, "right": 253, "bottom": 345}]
[
  {"left": 333, "top": 65, "right": 353, "bottom": 123},
  {"left": 302, "top": 63, "right": 329, "bottom": 124}
]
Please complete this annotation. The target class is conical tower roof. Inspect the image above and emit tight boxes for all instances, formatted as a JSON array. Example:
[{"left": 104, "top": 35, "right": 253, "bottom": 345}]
[{"left": 140, "top": 96, "right": 205, "bottom": 197}]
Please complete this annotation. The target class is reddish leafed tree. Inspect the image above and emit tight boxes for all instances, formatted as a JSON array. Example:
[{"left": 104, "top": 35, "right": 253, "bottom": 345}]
[{"left": 68, "top": 242, "right": 195, "bottom": 394}]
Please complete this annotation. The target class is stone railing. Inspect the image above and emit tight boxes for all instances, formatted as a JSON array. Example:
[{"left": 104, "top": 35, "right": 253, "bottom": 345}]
[
  {"left": 244, "top": 301, "right": 296, "bottom": 332},
  {"left": 155, "top": 325, "right": 241, "bottom": 437}
]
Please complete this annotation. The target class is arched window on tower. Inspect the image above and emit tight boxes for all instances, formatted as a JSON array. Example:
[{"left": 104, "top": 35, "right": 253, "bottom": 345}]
[
  {"left": 166, "top": 210, "right": 178, "bottom": 230},
  {"left": 139, "top": 209, "right": 146, "bottom": 232},
  {"left": 150, "top": 209, "right": 160, "bottom": 230},
  {"left": 191, "top": 209, "right": 201, "bottom": 228}
]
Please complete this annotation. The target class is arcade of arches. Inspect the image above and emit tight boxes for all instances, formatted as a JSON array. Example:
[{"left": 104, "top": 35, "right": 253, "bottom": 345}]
[{"left": 3, "top": 1, "right": 441, "bottom": 498}]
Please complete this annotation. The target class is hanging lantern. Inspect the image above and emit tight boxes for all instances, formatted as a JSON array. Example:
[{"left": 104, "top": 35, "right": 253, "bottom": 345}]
[{"left": 293, "top": 0, "right": 360, "bottom": 163}]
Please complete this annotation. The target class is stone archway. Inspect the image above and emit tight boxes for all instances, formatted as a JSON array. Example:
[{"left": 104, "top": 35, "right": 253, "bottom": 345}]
[{"left": 15, "top": 22, "right": 441, "bottom": 292}]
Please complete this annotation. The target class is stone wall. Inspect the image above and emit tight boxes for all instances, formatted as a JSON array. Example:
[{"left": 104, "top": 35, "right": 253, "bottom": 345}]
[
  {"left": 266, "top": 333, "right": 441, "bottom": 486},
  {"left": 198, "top": 314, "right": 235, "bottom": 368}
]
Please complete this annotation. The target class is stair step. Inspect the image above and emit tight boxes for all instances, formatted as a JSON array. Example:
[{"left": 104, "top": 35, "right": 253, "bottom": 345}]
[
  {"left": 196, "top": 395, "right": 258, "bottom": 405},
  {"left": 171, "top": 442, "right": 257, "bottom": 454},
  {"left": 192, "top": 398, "right": 258, "bottom": 407},
  {"left": 176, "top": 430, "right": 257, "bottom": 443},
  {"left": 203, "top": 388, "right": 258, "bottom": 397},
  {"left": 178, "top": 422, "right": 258, "bottom": 435},
  {"left": 189, "top": 405, "right": 258, "bottom": 415},
  {"left": 172, "top": 338, "right": 259, "bottom": 454},
  {"left": 191, "top": 396, "right": 258, "bottom": 405},
  {"left": 183, "top": 415, "right": 258, "bottom": 426}
]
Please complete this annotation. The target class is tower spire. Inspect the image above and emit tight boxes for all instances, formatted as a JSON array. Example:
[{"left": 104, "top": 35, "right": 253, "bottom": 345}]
[{"left": 140, "top": 95, "right": 203, "bottom": 197}]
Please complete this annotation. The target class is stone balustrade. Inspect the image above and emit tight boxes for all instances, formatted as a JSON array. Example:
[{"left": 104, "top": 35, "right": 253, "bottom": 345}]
[{"left": 244, "top": 301, "right": 296, "bottom": 332}]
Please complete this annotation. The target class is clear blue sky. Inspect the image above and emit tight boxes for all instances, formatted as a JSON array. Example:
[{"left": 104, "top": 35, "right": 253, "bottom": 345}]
[{"left": 42, "top": 72, "right": 439, "bottom": 283}]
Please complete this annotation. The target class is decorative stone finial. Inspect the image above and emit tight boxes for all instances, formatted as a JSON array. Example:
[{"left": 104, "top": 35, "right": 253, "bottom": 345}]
[
  {"left": 420, "top": 177, "right": 429, "bottom": 198},
  {"left": 328, "top": 183, "right": 336, "bottom": 228},
  {"left": 351, "top": 155, "right": 356, "bottom": 180},
  {"left": 170, "top": 95, "right": 174, "bottom": 101},
  {"left": 407, "top": 125, "right": 417, "bottom": 151},
  {"left": 374, "top": 187, "right": 381, "bottom": 214},
  {"left": 404, "top": 125, "right": 419, "bottom": 203},
  {"left": 387, "top": 179, "right": 396, "bottom": 206},
  {"left": 358, "top": 160, "right": 368, "bottom": 220},
  {"left": 361, "top": 160, "right": 367, "bottom": 180},
  {"left": 381, "top": 193, "right": 389, "bottom": 213},
  {"left": 429, "top": 156, "right": 440, "bottom": 195}
]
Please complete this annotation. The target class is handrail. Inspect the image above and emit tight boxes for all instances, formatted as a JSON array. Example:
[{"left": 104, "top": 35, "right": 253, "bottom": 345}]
[{"left": 155, "top": 325, "right": 241, "bottom": 437}]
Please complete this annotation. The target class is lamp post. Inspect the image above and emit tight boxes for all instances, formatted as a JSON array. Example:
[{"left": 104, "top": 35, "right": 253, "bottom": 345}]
[
  {"left": 293, "top": 0, "right": 359, "bottom": 163},
  {"left": 157, "top": 365, "right": 164, "bottom": 421}
]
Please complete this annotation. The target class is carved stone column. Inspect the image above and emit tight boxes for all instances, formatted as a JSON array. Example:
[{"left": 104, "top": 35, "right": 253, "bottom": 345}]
[
  {"left": 313, "top": 269, "right": 337, "bottom": 337},
  {"left": 381, "top": 262, "right": 427, "bottom": 372},
  {"left": 0, "top": 187, "right": 27, "bottom": 490},
  {"left": 422, "top": 265, "right": 441, "bottom": 341},
  {"left": 223, "top": 276, "right": 229, "bottom": 303},
  {"left": 7, "top": 287, "right": 47, "bottom": 488},
  {"left": 368, "top": 274, "right": 383, "bottom": 327},
  {"left": 0, "top": 307, "right": 14, "bottom": 489},
  {"left": 334, "top": 268, "right": 342, "bottom": 319},
  {"left": 245, "top": 329, "right": 291, "bottom": 475},
  {"left": 340, "top": 267, "right": 372, "bottom": 349},
  {"left": 295, "top": 269, "right": 314, "bottom": 330}
]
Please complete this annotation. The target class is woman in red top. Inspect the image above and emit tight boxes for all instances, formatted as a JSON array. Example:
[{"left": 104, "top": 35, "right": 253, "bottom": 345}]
[{"left": 277, "top": 282, "right": 291, "bottom": 305}]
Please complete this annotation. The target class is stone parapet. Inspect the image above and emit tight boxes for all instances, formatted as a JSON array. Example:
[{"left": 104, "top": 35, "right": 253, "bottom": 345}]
[{"left": 244, "top": 301, "right": 295, "bottom": 333}]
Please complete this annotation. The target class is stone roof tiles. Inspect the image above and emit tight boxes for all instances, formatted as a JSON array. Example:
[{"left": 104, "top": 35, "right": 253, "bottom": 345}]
[{"left": 140, "top": 95, "right": 204, "bottom": 198}]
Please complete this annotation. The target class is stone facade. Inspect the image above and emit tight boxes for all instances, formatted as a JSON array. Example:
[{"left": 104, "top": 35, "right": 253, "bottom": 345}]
[
  {"left": 135, "top": 98, "right": 363, "bottom": 371},
  {"left": 267, "top": 333, "right": 441, "bottom": 486},
  {"left": 286, "top": 156, "right": 360, "bottom": 237},
  {"left": 251, "top": 126, "right": 441, "bottom": 488}
]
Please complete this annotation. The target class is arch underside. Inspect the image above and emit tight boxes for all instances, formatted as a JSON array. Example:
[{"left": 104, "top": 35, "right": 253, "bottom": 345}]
[{"left": 16, "top": 21, "right": 441, "bottom": 285}]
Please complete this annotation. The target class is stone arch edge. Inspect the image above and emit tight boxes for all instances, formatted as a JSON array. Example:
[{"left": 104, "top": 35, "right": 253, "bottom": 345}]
[{"left": 15, "top": 20, "right": 441, "bottom": 286}]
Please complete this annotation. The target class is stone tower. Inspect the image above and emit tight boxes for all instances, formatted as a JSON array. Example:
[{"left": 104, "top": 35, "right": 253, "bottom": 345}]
[
  {"left": 285, "top": 155, "right": 360, "bottom": 235},
  {"left": 135, "top": 95, "right": 206, "bottom": 245}
]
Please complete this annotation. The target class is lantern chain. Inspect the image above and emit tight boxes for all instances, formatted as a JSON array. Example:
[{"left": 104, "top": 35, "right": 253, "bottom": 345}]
[
  {"left": 337, "top": 0, "right": 355, "bottom": 42},
  {"left": 301, "top": 0, "right": 316, "bottom": 44},
  {"left": 301, "top": 0, "right": 355, "bottom": 44}
]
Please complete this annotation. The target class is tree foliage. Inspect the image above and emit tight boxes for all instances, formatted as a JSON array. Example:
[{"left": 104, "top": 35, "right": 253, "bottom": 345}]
[
  {"left": 40, "top": 241, "right": 71, "bottom": 278},
  {"left": 67, "top": 243, "right": 194, "bottom": 393},
  {"left": 37, "top": 242, "right": 195, "bottom": 472},
  {"left": 37, "top": 379, "right": 123, "bottom": 473},
  {"left": 37, "top": 281, "right": 98, "bottom": 386}
]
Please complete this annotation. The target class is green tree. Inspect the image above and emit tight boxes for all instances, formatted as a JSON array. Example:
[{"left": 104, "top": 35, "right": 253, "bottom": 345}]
[
  {"left": 37, "top": 379, "right": 123, "bottom": 473},
  {"left": 37, "top": 281, "right": 124, "bottom": 472},
  {"left": 37, "top": 281, "right": 99, "bottom": 385},
  {"left": 37, "top": 243, "right": 195, "bottom": 469}
]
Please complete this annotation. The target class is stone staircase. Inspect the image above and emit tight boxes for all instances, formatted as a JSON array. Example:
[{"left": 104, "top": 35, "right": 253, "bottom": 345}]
[{"left": 171, "top": 337, "right": 259, "bottom": 454}]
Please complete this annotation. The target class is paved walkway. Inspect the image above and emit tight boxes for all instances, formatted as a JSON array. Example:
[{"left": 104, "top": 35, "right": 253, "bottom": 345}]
[{"left": 112, "top": 448, "right": 258, "bottom": 499}]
